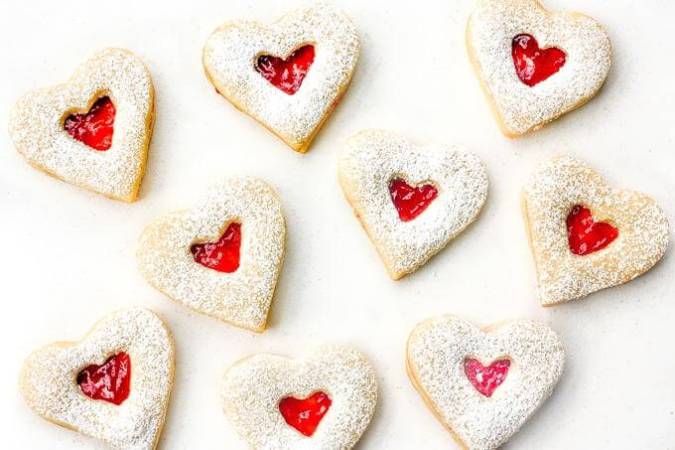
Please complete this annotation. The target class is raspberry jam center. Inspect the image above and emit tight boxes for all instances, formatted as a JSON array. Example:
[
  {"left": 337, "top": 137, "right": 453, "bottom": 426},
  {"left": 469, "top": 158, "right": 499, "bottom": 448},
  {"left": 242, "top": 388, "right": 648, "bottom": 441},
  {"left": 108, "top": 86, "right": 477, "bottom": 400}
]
[
  {"left": 190, "top": 223, "right": 241, "bottom": 273},
  {"left": 279, "top": 391, "right": 332, "bottom": 437},
  {"left": 64, "top": 96, "right": 116, "bottom": 151},
  {"left": 77, "top": 352, "right": 131, "bottom": 405},
  {"left": 389, "top": 178, "right": 438, "bottom": 222},
  {"left": 512, "top": 34, "right": 566, "bottom": 87},
  {"left": 464, "top": 358, "right": 510, "bottom": 398},
  {"left": 567, "top": 205, "right": 618, "bottom": 255},
  {"left": 255, "top": 45, "right": 315, "bottom": 95}
]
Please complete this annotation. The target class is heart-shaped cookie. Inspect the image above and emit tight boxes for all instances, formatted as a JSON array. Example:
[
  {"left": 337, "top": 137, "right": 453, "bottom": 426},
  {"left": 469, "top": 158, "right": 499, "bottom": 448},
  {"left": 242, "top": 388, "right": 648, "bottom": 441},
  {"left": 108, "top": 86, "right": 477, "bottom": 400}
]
[
  {"left": 522, "top": 156, "right": 669, "bottom": 305},
  {"left": 338, "top": 130, "right": 489, "bottom": 279},
  {"left": 222, "top": 345, "right": 377, "bottom": 449},
  {"left": 20, "top": 308, "right": 174, "bottom": 450},
  {"left": 137, "top": 178, "right": 285, "bottom": 332},
  {"left": 203, "top": 4, "right": 359, "bottom": 153},
  {"left": 466, "top": 0, "right": 611, "bottom": 137},
  {"left": 407, "top": 315, "right": 564, "bottom": 450},
  {"left": 9, "top": 48, "right": 154, "bottom": 201}
]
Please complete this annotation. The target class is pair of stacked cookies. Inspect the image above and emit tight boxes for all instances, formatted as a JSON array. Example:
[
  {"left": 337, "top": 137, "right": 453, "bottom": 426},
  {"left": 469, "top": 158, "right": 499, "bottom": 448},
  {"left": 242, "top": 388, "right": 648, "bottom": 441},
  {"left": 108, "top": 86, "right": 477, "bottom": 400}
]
[{"left": 11, "top": 1, "right": 670, "bottom": 450}]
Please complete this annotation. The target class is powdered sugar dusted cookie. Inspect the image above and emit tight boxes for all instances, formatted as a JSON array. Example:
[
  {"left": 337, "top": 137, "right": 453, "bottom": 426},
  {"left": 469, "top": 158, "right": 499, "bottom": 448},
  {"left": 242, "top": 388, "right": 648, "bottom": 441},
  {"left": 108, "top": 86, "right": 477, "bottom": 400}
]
[
  {"left": 137, "top": 178, "right": 285, "bottom": 332},
  {"left": 407, "top": 315, "right": 564, "bottom": 450},
  {"left": 20, "top": 308, "right": 174, "bottom": 450},
  {"left": 467, "top": 0, "right": 611, "bottom": 137},
  {"left": 203, "top": 3, "right": 359, "bottom": 153},
  {"left": 222, "top": 345, "right": 377, "bottom": 450},
  {"left": 522, "top": 156, "right": 669, "bottom": 305},
  {"left": 9, "top": 48, "right": 154, "bottom": 201},
  {"left": 338, "top": 130, "right": 488, "bottom": 279}
]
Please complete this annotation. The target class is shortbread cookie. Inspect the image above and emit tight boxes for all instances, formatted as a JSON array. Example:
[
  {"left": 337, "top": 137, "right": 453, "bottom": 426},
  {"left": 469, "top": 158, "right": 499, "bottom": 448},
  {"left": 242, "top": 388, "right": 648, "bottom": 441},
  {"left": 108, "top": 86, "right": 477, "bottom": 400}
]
[
  {"left": 137, "top": 178, "right": 285, "bottom": 332},
  {"left": 338, "top": 130, "right": 488, "bottom": 279},
  {"left": 9, "top": 48, "right": 154, "bottom": 201},
  {"left": 20, "top": 308, "right": 174, "bottom": 450},
  {"left": 522, "top": 156, "right": 669, "bottom": 305},
  {"left": 222, "top": 345, "right": 377, "bottom": 449},
  {"left": 467, "top": 0, "right": 611, "bottom": 137},
  {"left": 203, "top": 3, "right": 359, "bottom": 153},
  {"left": 407, "top": 315, "right": 564, "bottom": 450}
]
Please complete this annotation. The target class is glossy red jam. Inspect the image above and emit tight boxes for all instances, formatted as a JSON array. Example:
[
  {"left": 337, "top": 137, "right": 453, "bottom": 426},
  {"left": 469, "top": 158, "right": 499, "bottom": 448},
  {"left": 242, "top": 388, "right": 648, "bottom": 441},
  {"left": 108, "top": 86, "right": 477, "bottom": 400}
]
[
  {"left": 190, "top": 223, "right": 241, "bottom": 273},
  {"left": 77, "top": 352, "right": 131, "bottom": 405},
  {"left": 255, "top": 45, "right": 315, "bottom": 95},
  {"left": 512, "top": 34, "right": 566, "bottom": 87},
  {"left": 567, "top": 205, "right": 618, "bottom": 255},
  {"left": 389, "top": 178, "right": 438, "bottom": 222},
  {"left": 279, "top": 391, "right": 332, "bottom": 437},
  {"left": 464, "top": 358, "right": 510, "bottom": 398},
  {"left": 64, "top": 96, "right": 115, "bottom": 151}
]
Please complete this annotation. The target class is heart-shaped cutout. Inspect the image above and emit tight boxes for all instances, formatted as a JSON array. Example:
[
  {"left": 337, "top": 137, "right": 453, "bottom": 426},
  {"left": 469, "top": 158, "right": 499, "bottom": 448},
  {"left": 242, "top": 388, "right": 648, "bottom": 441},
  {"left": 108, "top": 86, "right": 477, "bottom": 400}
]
[
  {"left": 523, "top": 156, "right": 669, "bottom": 305},
  {"left": 9, "top": 48, "right": 154, "bottom": 201},
  {"left": 464, "top": 358, "right": 510, "bottom": 397},
  {"left": 389, "top": 177, "right": 438, "bottom": 222},
  {"left": 190, "top": 222, "right": 242, "bottom": 273},
  {"left": 137, "top": 178, "right": 285, "bottom": 332},
  {"left": 512, "top": 33, "right": 566, "bottom": 86},
  {"left": 222, "top": 346, "right": 377, "bottom": 449},
  {"left": 566, "top": 205, "right": 618, "bottom": 255},
  {"left": 20, "top": 309, "right": 174, "bottom": 450},
  {"left": 256, "top": 45, "right": 315, "bottom": 95},
  {"left": 203, "top": 4, "right": 359, "bottom": 152},
  {"left": 467, "top": 0, "right": 611, "bottom": 136},
  {"left": 77, "top": 352, "right": 131, "bottom": 405},
  {"left": 407, "top": 315, "right": 564, "bottom": 449},
  {"left": 279, "top": 391, "right": 332, "bottom": 437},
  {"left": 338, "top": 130, "right": 488, "bottom": 279}
]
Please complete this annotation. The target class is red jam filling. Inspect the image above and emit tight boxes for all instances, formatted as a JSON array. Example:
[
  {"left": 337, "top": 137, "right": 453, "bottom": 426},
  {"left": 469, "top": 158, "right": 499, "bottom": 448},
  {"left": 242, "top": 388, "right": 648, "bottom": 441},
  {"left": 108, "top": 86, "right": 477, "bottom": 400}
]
[
  {"left": 279, "top": 391, "right": 332, "bottom": 437},
  {"left": 64, "top": 96, "right": 116, "bottom": 151},
  {"left": 512, "top": 34, "right": 566, "bottom": 87},
  {"left": 389, "top": 178, "right": 438, "bottom": 222},
  {"left": 464, "top": 358, "right": 510, "bottom": 398},
  {"left": 190, "top": 223, "right": 241, "bottom": 273},
  {"left": 255, "top": 45, "right": 315, "bottom": 95},
  {"left": 566, "top": 205, "right": 618, "bottom": 255},
  {"left": 77, "top": 352, "right": 131, "bottom": 405}
]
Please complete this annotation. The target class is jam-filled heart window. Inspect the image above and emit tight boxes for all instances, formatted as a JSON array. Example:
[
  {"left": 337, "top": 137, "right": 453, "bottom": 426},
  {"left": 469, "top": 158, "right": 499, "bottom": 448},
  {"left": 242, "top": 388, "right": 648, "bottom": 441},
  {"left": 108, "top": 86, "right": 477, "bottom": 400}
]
[
  {"left": 464, "top": 357, "right": 511, "bottom": 398},
  {"left": 389, "top": 177, "right": 439, "bottom": 222},
  {"left": 63, "top": 95, "right": 116, "bottom": 151},
  {"left": 512, "top": 34, "right": 566, "bottom": 87},
  {"left": 190, "top": 223, "right": 242, "bottom": 273},
  {"left": 255, "top": 45, "right": 316, "bottom": 95},
  {"left": 278, "top": 391, "right": 332, "bottom": 437},
  {"left": 77, "top": 352, "right": 131, "bottom": 405},
  {"left": 566, "top": 205, "right": 618, "bottom": 255}
]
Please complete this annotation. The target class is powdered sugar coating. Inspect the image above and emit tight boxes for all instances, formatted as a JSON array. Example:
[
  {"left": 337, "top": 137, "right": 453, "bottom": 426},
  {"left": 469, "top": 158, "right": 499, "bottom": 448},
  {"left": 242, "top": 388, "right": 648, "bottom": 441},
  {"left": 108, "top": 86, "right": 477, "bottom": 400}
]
[
  {"left": 9, "top": 48, "right": 154, "bottom": 201},
  {"left": 137, "top": 178, "right": 285, "bottom": 332},
  {"left": 222, "top": 345, "right": 378, "bottom": 450},
  {"left": 467, "top": 0, "right": 611, "bottom": 137},
  {"left": 20, "top": 308, "right": 174, "bottom": 450},
  {"left": 203, "top": 3, "right": 359, "bottom": 152},
  {"left": 522, "top": 156, "right": 669, "bottom": 305},
  {"left": 338, "top": 130, "right": 489, "bottom": 279},
  {"left": 407, "top": 315, "right": 564, "bottom": 450}
]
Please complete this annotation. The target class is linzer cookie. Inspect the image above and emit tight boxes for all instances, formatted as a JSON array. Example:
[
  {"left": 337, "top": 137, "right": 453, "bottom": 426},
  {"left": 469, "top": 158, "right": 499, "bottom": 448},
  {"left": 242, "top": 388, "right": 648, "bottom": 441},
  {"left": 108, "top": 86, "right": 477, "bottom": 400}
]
[
  {"left": 407, "top": 315, "right": 564, "bottom": 449},
  {"left": 203, "top": 3, "right": 359, "bottom": 152},
  {"left": 522, "top": 156, "right": 669, "bottom": 305},
  {"left": 222, "top": 345, "right": 377, "bottom": 449},
  {"left": 338, "top": 130, "right": 488, "bottom": 279},
  {"left": 466, "top": 0, "right": 611, "bottom": 137},
  {"left": 9, "top": 48, "right": 154, "bottom": 201},
  {"left": 20, "top": 308, "right": 174, "bottom": 450},
  {"left": 137, "top": 178, "right": 285, "bottom": 332}
]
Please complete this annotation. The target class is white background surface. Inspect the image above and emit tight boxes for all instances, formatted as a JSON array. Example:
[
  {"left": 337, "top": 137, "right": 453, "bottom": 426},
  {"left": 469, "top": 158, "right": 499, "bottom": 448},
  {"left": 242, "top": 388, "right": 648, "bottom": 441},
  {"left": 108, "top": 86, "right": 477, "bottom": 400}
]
[{"left": 1, "top": 0, "right": 674, "bottom": 448}]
